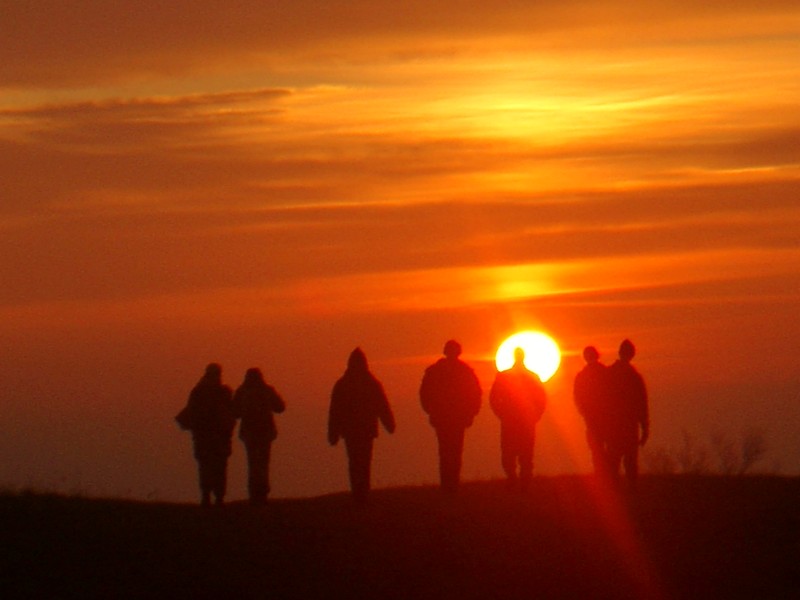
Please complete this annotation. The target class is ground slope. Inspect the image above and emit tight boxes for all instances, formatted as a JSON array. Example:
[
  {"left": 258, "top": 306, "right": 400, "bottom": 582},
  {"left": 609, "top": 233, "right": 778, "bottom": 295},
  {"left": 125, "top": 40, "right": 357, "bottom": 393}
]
[{"left": 1, "top": 476, "right": 797, "bottom": 599}]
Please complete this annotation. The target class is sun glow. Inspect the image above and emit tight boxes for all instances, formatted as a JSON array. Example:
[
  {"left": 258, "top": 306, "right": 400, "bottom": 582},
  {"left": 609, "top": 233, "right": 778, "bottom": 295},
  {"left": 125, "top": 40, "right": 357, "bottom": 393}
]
[{"left": 495, "top": 331, "right": 561, "bottom": 382}]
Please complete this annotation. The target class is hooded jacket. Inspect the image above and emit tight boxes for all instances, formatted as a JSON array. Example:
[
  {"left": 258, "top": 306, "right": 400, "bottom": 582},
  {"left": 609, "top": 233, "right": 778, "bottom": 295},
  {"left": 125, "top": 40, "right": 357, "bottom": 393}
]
[{"left": 328, "top": 348, "right": 395, "bottom": 442}]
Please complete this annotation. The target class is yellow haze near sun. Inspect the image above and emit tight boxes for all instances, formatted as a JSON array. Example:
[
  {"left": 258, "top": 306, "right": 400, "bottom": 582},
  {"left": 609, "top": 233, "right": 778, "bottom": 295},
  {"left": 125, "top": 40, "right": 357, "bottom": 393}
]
[{"left": 496, "top": 331, "right": 561, "bottom": 382}]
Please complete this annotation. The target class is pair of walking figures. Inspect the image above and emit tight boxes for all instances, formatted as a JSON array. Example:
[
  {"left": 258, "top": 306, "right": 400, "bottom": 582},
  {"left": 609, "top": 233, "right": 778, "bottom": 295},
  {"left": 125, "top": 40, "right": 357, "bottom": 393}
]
[
  {"left": 176, "top": 364, "right": 285, "bottom": 507},
  {"left": 574, "top": 339, "right": 650, "bottom": 486}
]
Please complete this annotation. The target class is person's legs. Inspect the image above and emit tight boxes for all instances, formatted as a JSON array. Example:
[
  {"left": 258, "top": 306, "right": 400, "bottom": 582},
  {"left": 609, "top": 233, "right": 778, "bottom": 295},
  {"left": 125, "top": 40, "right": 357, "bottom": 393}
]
[
  {"left": 606, "top": 442, "right": 624, "bottom": 483},
  {"left": 246, "top": 442, "right": 271, "bottom": 504},
  {"left": 519, "top": 433, "right": 535, "bottom": 491},
  {"left": 623, "top": 444, "right": 639, "bottom": 488},
  {"left": 197, "top": 459, "right": 212, "bottom": 507},
  {"left": 211, "top": 455, "right": 228, "bottom": 505},
  {"left": 263, "top": 442, "right": 273, "bottom": 498},
  {"left": 586, "top": 427, "right": 608, "bottom": 477},
  {"left": 345, "top": 436, "right": 374, "bottom": 504},
  {"left": 436, "top": 427, "right": 465, "bottom": 494},
  {"left": 500, "top": 430, "right": 519, "bottom": 486}
]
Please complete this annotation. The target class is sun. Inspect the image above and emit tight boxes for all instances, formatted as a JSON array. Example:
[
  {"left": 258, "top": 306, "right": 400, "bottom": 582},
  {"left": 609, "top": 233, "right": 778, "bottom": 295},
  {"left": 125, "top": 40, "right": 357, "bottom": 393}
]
[{"left": 495, "top": 330, "right": 561, "bottom": 382}]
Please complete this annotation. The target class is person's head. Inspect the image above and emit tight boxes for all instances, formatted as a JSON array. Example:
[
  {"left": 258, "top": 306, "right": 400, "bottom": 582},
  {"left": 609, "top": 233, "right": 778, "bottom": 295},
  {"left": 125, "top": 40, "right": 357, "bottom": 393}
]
[
  {"left": 619, "top": 339, "right": 636, "bottom": 362},
  {"left": 443, "top": 339, "right": 462, "bottom": 359},
  {"left": 204, "top": 362, "right": 222, "bottom": 383},
  {"left": 513, "top": 346, "right": 526, "bottom": 367},
  {"left": 348, "top": 347, "right": 368, "bottom": 371},
  {"left": 583, "top": 346, "right": 600, "bottom": 364},
  {"left": 244, "top": 367, "right": 263, "bottom": 385}
]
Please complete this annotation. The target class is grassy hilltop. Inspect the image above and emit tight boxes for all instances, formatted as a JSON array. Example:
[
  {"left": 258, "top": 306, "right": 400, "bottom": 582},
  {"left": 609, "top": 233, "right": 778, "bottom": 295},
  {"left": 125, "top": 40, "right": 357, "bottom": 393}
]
[{"left": 2, "top": 476, "right": 797, "bottom": 599}]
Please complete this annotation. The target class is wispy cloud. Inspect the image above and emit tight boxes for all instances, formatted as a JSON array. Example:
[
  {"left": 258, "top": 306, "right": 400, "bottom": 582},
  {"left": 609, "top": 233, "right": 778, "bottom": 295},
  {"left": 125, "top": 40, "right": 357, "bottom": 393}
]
[{"left": 3, "top": 1, "right": 797, "bottom": 88}]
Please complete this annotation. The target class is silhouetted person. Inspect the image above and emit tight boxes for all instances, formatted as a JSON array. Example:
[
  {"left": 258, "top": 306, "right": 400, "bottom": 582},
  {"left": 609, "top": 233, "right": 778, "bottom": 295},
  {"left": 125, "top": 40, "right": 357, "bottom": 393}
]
[
  {"left": 489, "top": 348, "right": 547, "bottom": 491},
  {"left": 420, "top": 340, "right": 482, "bottom": 495},
  {"left": 574, "top": 346, "right": 611, "bottom": 476},
  {"left": 328, "top": 348, "right": 396, "bottom": 505},
  {"left": 175, "top": 363, "right": 236, "bottom": 507},
  {"left": 232, "top": 368, "right": 286, "bottom": 505},
  {"left": 606, "top": 339, "right": 649, "bottom": 487}
]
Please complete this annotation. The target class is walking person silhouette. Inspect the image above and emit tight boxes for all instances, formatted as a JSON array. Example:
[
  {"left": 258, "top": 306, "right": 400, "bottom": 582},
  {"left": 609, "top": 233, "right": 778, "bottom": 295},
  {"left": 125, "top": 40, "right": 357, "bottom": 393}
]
[
  {"left": 232, "top": 368, "right": 285, "bottom": 505},
  {"left": 328, "top": 348, "right": 395, "bottom": 505},
  {"left": 490, "top": 347, "right": 547, "bottom": 492},
  {"left": 574, "top": 346, "right": 612, "bottom": 477},
  {"left": 606, "top": 339, "right": 649, "bottom": 488},
  {"left": 420, "top": 340, "right": 482, "bottom": 495},
  {"left": 175, "top": 363, "right": 236, "bottom": 507}
]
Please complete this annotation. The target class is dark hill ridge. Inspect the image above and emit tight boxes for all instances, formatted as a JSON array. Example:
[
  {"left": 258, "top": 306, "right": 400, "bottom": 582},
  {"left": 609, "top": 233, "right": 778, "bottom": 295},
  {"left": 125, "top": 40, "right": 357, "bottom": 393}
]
[{"left": 1, "top": 476, "right": 797, "bottom": 599}]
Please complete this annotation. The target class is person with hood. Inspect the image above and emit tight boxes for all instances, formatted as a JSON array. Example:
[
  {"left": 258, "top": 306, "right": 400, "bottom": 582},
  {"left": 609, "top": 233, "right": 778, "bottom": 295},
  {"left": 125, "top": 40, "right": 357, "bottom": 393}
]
[
  {"left": 232, "top": 368, "right": 286, "bottom": 505},
  {"left": 574, "top": 346, "right": 611, "bottom": 476},
  {"left": 489, "top": 347, "right": 547, "bottom": 491},
  {"left": 175, "top": 363, "right": 236, "bottom": 507},
  {"left": 606, "top": 339, "right": 650, "bottom": 487},
  {"left": 328, "top": 348, "right": 396, "bottom": 505},
  {"left": 419, "top": 340, "right": 482, "bottom": 495}
]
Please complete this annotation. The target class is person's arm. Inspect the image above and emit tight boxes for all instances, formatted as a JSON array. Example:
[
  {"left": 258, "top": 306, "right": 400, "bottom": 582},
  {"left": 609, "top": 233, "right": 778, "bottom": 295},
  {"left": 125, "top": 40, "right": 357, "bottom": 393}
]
[
  {"left": 536, "top": 384, "right": 547, "bottom": 422},
  {"left": 377, "top": 384, "right": 396, "bottom": 434},
  {"left": 175, "top": 389, "right": 197, "bottom": 430},
  {"left": 419, "top": 368, "right": 434, "bottom": 415},
  {"left": 328, "top": 384, "right": 341, "bottom": 445},
  {"left": 268, "top": 386, "right": 286, "bottom": 414},
  {"left": 638, "top": 375, "right": 649, "bottom": 446},
  {"left": 489, "top": 377, "right": 504, "bottom": 419},
  {"left": 469, "top": 370, "right": 483, "bottom": 417}
]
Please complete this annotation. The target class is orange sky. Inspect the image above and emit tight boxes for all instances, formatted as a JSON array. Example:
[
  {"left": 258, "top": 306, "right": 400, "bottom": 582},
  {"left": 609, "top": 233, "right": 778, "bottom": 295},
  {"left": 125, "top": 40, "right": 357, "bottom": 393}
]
[{"left": 1, "top": 2, "right": 799, "bottom": 500}]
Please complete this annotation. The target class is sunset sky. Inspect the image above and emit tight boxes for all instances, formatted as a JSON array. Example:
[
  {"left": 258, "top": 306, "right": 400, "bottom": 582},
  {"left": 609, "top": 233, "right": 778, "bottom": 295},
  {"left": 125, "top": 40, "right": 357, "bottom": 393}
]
[{"left": 2, "top": 2, "right": 798, "bottom": 501}]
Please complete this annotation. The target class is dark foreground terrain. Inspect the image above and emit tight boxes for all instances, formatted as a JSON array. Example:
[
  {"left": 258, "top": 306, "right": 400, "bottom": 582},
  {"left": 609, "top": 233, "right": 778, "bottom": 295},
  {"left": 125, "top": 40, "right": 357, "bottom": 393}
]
[{"left": 1, "top": 476, "right": 797, "bottom": 599}]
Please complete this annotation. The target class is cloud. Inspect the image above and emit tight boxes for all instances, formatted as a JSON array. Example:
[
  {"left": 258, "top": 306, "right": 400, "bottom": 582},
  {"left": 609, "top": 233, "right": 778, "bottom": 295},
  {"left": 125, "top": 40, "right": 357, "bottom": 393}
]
[
  {"left": 1, "top": 1, "right": 798, "bottom": 326},
  {"left": 3, "top": 78, "right": 798, "bottom": 222},
  {"left": 0, "top": 88, "right": 291, "bottom": 151},
  {"left": 3, "top": 1, "right": 798, "bottom": 88},
  {"left": 1, "top": 171, "right": 797, "bottom": 316}
]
